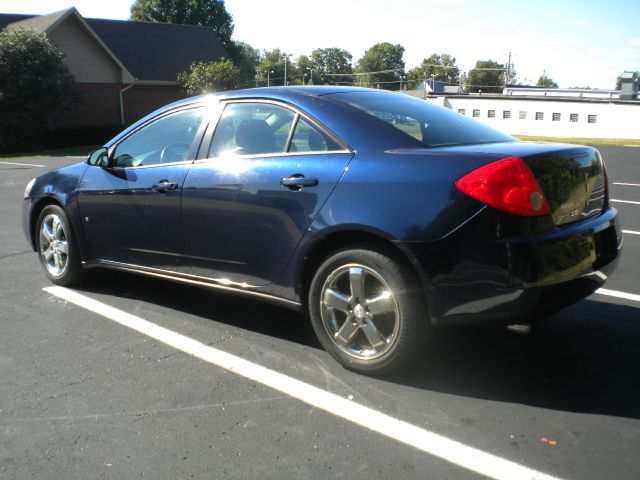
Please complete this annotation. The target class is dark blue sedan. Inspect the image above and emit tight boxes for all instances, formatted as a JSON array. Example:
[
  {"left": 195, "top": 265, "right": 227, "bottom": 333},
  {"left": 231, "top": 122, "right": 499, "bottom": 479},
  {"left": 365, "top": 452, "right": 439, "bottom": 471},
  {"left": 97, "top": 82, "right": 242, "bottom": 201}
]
[{"left": 23, "top": 87, "right": 622, "bottom": 374}]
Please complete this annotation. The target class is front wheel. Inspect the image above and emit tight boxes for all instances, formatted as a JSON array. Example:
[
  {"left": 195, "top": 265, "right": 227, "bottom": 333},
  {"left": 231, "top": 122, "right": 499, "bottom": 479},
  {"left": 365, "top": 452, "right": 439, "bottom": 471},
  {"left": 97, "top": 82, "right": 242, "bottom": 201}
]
[
  {"left": 308, "top": 247, "right": 428, "bottom": 375},
  {"left": 35, "top": 204, "right": 85, "bottom": 286}
]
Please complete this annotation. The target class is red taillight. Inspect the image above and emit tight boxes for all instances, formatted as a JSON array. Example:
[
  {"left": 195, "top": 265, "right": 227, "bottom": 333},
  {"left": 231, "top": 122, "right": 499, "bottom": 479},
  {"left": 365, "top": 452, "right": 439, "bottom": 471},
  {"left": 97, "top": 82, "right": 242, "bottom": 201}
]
[{"left": 455, "top": 156, "right": 551, "bottom": 217}]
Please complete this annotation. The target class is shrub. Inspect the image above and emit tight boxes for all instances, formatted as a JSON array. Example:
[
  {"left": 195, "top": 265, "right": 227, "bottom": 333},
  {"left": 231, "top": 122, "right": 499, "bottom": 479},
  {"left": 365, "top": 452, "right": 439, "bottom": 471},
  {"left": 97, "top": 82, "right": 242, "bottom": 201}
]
[
  {"left": 178, "top": 59, "right": 240, "bottom": 95},
  {"left": 0, "top": 30, "right": 75, "bottom": 152}
]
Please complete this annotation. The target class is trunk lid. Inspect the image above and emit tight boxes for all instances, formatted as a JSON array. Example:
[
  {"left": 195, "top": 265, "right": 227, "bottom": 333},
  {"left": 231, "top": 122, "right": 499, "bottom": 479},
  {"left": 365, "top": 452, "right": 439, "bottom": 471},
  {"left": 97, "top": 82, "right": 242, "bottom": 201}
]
[
  {"left": 431, "top": 142, "right": 607, "bottom": 226},
  {"left": 521, "top": 147, "right": 606, "bottom": 226}
]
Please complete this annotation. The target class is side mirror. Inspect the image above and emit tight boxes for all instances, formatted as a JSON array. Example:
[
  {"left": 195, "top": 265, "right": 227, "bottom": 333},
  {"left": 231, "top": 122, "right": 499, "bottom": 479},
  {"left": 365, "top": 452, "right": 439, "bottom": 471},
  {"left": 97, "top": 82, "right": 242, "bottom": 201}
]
[{"left": 87, "top": 147, "right": 110, "bottom": 167}]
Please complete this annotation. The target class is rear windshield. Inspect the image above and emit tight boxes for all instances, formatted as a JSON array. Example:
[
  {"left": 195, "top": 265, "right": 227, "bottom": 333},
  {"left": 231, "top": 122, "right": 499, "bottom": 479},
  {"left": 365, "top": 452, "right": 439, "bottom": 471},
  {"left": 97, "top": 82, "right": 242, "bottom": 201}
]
[{"left": 331, "top": 91, "right": 514, "bottom": 148}]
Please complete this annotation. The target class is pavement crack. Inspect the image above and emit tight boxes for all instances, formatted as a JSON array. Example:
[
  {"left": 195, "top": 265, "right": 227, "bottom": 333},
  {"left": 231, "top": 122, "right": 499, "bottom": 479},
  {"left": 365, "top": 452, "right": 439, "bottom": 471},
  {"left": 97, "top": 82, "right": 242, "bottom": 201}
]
[
  {"left": 2, "top": 395, "right": 290, "bottom": 423},
  {"left": 0, "top": 250, "right": 32, "bottom": 261}
]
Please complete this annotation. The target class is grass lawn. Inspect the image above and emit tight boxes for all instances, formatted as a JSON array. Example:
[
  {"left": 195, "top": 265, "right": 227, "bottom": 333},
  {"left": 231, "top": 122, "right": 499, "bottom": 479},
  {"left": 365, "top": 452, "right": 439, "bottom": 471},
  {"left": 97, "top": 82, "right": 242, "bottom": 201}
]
[
  {"left": 0, "top": 145, "right": 98, "bottom": 159},
  {"left": 514, "top": 135, "right": 640, "bottom": 147}
]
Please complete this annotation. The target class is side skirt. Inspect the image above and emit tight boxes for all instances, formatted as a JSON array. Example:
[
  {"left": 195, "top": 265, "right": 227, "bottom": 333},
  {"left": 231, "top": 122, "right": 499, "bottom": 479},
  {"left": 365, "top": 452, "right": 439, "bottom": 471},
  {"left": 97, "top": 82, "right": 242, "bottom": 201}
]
[{"left": 83, "top": 260, "right": 303, "bottom": 312}]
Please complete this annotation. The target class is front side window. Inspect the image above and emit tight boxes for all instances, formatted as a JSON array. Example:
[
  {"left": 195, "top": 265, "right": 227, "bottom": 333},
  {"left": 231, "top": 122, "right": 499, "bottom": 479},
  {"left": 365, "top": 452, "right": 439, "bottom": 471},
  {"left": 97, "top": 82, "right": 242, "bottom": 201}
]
[
  {"left": 209, "top": 102, "right": 295, "bottom": 157},
  {"left": 112, "top": 108, "right": 206, "bottom": 168}
]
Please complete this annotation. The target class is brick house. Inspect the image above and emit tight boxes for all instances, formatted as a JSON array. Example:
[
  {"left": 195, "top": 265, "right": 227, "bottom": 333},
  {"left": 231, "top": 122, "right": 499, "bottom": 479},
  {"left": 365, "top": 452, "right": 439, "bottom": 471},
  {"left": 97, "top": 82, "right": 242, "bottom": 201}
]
[{"left": 0, "top": 8, "right": 227, "bottom": 127}]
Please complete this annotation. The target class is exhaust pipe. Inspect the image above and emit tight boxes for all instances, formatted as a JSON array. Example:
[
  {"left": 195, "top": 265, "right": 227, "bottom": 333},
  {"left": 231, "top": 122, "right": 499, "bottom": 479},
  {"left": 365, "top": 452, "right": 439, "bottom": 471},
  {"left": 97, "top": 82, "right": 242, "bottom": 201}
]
[{"left": 505, "top": 323, "right": 532, "bottom": 335}]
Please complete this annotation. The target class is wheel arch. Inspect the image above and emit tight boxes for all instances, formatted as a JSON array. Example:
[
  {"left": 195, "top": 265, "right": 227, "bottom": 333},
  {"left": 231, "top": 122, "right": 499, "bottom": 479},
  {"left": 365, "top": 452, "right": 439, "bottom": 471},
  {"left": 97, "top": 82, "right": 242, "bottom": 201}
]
[
  {"left": 298, "top": 228, "right": 430, "bottom": 310},
  {"left": 28, "top": 196, "right": 64, "bottom": 251}
]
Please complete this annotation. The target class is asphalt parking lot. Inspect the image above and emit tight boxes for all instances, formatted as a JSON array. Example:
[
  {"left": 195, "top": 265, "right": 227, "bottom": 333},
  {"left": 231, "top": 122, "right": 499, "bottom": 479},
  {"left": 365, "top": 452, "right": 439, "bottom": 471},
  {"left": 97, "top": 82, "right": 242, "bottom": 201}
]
[{"left": 1, "top": 146, "right": 639, "bottom": 480}]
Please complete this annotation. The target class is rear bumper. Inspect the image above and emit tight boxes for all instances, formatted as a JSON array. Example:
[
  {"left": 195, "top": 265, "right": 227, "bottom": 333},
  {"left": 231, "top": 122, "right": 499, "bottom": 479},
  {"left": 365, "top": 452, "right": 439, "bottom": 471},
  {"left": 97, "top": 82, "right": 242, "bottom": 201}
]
[{"left": 401, "top": 207, "right": 621, "bottom": 327}]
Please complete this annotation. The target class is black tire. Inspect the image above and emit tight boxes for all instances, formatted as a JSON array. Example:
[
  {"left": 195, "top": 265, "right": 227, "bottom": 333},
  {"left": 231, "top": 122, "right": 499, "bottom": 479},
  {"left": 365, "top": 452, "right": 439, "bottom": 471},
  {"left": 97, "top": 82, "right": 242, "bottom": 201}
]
[
  {"left": 308, "top": 246, "right": 429, "bottom": 375},
  {"left": 35, "top": 204, "right": 85, "bottom": 286}
]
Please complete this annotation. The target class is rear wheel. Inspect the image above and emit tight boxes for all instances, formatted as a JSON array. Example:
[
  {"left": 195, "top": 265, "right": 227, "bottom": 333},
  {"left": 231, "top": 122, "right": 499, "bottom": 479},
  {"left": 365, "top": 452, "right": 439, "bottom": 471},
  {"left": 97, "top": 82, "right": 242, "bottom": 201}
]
[
  {"left": 308, "top": 247, "right": 428, "bottom": 375},
  {"left": 35, "top": 205, "right": 85, "bottom": 286}
]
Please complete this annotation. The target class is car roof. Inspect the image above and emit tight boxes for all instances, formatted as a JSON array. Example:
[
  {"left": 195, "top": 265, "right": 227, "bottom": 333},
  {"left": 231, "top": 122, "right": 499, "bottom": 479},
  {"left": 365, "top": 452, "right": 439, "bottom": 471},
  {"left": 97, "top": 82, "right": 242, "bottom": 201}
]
[
  {"left": 106, "top": 86, "right": 411, "bottom": 150},
  {"left": 167, "top": 86, "right": 386, "bottom": 109}
]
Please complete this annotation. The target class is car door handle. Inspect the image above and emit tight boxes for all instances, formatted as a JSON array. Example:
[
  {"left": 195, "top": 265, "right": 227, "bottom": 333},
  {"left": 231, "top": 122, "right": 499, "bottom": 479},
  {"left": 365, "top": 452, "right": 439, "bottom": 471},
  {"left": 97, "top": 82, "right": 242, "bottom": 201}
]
[
  {"left": 152, "top": 180, "right": 178, "bottom": 192},
  {"left": 280, "top": 175, "right": 318, "bottom": 190}
]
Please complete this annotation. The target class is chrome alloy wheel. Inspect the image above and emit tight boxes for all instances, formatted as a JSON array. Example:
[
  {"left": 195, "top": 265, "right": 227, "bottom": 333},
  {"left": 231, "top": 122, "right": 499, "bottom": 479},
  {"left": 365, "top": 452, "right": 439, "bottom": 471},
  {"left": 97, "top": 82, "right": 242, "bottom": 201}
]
[
  {"left": 39, "top": 213, "right": 69, "bottom": 277},
  {"left": 319, "top": 263, "right": 400, "bottom": 360}
]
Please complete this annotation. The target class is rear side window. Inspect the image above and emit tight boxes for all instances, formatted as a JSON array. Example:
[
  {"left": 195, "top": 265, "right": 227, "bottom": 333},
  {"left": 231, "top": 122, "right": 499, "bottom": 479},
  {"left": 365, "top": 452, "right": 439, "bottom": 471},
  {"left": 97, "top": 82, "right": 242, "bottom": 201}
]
[
  {"left": 289, "top": 117, "right": 343, "bottom": 152},
  {"left": 209, "top": 102, "right": 295, "bottom": 157},
  {"left": 332, "top": 92, "right": 514, "bottom": 147}
]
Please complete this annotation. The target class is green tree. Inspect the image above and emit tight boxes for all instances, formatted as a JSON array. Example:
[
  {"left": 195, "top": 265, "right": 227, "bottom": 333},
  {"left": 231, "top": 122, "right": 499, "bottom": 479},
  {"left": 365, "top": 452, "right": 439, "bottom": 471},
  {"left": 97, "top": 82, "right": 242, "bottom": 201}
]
[
  {"left": 0, "top": 30, "right": 75, "bottom": 152},
  {"left": 356, "top": 42, "right": 405, "bottom": 90},
  {"left": 256, "top": 49, "right": 296, "bottom": 86},
  {"left": 230, "top": 41, "right": 260, "bottom": 86},
  {"left": 177, "top": 59, "right": 240, "bottom": 94},
  {"left": 406, "top": 53, "right": 460, "bottom": 89},
  {"left": 296, "top": 55, "right": 313, "bottom": 84},
  {"left": 465, "top": 59, "right": 505, "bottom": 93},
  {"left": 536, "top": 75, "right": 558, "bottom": 88},
  {"left": 308, "top": 48, "right": 353, "bottom": 85},
  {"left": 130, "top": 0, "right": 234, "bottom": 48}
]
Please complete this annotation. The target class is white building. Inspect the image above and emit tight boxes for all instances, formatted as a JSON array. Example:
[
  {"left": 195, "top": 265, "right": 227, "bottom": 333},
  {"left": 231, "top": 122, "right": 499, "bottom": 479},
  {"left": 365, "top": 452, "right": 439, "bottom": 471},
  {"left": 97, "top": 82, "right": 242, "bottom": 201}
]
[{"left": 414, "top": 83, "right": 640, "bottom": 140}]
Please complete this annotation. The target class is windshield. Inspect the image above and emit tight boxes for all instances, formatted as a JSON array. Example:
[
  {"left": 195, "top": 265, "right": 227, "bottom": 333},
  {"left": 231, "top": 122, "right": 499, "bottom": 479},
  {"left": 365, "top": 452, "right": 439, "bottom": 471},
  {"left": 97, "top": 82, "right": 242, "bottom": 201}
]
[{"left": 331, "top": 91, "right": 515, "bottom": 148}]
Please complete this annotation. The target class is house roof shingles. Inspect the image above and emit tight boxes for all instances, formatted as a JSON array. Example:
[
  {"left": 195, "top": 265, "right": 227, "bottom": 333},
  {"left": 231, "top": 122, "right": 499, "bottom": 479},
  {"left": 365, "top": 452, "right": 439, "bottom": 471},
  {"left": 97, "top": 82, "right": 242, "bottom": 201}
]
[
  {"left": 5, "top": 9, "right": 69, "bottom": 34},
  {"left": 87, "top": 18, "right": 226, "bottom": 82},
  {"left": 0, "top": 10, "right": 227, "bottom": 83}
]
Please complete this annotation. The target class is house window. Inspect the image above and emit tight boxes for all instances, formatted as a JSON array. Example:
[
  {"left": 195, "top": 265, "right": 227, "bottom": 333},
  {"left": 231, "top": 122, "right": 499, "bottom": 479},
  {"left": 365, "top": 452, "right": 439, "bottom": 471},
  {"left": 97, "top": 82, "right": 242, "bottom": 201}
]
[
  {"left": 570, "top": 113, "right": 579, "bottom": 122},
  {"left": 535, "top": 112, "right": 544, "bottom": 120},
  {"left": 473, "top": 109, "right": 480, "bottom": 118},
  {"left": 488, "top": 110, "right": 495, "bottom": 118},
  {"left": 552, "top": 113, "right": 561, "bottom": 121},
  {"left": 588, "top": 114, "right": 597, "bottom": 123},
  {"left": 458, "top": 109, "right": 466, "bottom": 115},
  {"left": 519, "top": 111, "right": 527, "bottom": 120},
  {"left": 503, "top": 110, "right": 511, "bottom": 119}
]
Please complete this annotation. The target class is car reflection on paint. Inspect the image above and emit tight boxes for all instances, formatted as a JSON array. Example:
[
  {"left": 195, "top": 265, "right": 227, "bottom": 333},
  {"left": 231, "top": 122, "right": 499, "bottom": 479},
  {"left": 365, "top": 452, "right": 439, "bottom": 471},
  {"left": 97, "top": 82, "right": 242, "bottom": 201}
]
[{"left": 23, "top": 87, "right": 622, "bottom": 375}]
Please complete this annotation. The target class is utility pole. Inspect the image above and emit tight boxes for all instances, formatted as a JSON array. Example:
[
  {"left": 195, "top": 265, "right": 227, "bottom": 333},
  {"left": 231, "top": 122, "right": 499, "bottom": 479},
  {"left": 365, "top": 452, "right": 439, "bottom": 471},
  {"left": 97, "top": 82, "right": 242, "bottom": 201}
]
[
  {"left": 505, "top": 51, "right": 512, "bottom": 87},
  {"left": 283, "top": 53, "right": 291, "bottom": 86},
  {"left": 423, "top": 71, "right": 427, "bottom": 99}
]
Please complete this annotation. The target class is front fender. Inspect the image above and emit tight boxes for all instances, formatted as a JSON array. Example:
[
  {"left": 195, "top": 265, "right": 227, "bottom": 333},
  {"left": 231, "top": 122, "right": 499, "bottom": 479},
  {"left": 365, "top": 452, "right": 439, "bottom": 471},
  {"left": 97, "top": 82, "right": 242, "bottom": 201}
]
[{"left": 23, "top": 162, "right": 90, "bottom": 258}]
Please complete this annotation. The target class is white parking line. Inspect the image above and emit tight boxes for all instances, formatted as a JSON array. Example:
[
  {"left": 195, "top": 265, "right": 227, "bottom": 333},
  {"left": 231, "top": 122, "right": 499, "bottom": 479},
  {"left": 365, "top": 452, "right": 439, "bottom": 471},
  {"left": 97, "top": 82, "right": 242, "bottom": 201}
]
[
  {"left": 596, "top": 288, "right": 640, "bottom": 303},
  {"left": 0, "top": 161, "right": 45, "bottom": 167},
  {"left": 43, "top": 286, "right": 562, "bottom": 480},
  {"left": 611, "top": 199, "right": 640, "bottom": 205},
  {"left": 623, "top": 230, "right": 640, "bottom": 235},
  {"left": 613, "top": 182, "right": 640, "bottom": 187}
]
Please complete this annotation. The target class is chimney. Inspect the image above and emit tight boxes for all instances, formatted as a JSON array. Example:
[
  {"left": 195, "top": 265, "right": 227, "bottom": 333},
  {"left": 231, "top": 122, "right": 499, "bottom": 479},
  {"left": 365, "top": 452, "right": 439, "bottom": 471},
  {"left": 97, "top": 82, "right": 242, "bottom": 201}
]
[{"left": 620, "top": 71, "right": 638, "bottom": 100}]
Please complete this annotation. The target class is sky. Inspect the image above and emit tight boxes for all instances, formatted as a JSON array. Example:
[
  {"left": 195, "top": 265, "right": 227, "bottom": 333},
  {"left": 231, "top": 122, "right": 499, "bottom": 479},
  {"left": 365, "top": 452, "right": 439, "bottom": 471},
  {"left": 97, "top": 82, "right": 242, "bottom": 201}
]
[{"left": 1, "top": 0, "right": 639, "bottom": 89}]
